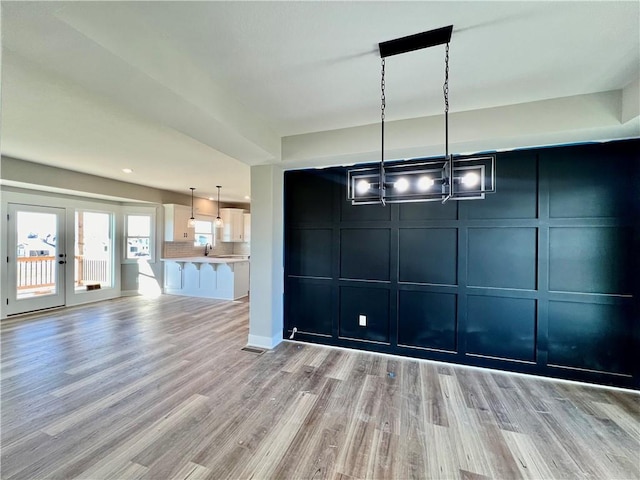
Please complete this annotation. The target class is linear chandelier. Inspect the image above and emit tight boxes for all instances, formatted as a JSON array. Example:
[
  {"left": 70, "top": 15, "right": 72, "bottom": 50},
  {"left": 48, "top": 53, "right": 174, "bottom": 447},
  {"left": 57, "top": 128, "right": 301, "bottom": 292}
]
[{"left": 347, "top": 26, "right": 496, "bottom": 205}]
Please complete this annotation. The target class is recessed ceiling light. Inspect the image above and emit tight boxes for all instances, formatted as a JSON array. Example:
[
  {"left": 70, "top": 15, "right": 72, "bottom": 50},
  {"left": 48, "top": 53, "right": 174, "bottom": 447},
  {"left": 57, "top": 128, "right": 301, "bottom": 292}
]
[
  {"left": 122, "top": 168, "right": 133, "bottom": 174},
  {"left": 244, "top": 196, "right": 251, "bottom": 200},
  {"left": 208, "top": 197, "right": 215, "bottom": 201}
]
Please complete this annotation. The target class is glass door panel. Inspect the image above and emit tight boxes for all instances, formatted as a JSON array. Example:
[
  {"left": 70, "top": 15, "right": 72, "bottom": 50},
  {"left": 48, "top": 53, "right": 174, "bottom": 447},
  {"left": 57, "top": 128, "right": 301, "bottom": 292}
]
[
  {"left": 7, "top": 204, "right": 66, "bottom": 315},
  {"left": 75, "top": 211, "right": 113, "bottom": 291}
]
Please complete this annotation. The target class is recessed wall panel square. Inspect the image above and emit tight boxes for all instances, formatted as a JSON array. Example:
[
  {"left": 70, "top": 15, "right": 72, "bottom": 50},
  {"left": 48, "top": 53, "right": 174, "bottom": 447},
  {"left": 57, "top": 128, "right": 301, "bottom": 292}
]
[
  {"left": 339, "top": 286, "right": 390, "bottom": 343},
  {"left": 548, "top": 301, "right": 633, "bottom": 375},
  {"left": 399, "top": 200, "right": 457, "bottom": 221},
  {"left": 399, "top": 228, "right": 457, "bottom": 285},
  {"left": 467, "top": 228, "right": 537, "bottom": 290},
  {"left": 466, "top": 296, "right": 536, "bottom": 362},
  {"left": 466, "top": 153, "right": 537, "bottom": 219},
  {"left": 340, "top": 229, "right": 390, "bottom": 281},
  {"left": 398, "top": 291, "right": 457, "bottom": 351},
  {"left": 287, "top": 281, "right": 333, "bottom": 336},
  {"left": 285, "top": 170, "right": 335, "bottom": 224},
  {"left": 547, "top": 152, "right": 636, "bottom": 219},
  {"left": 341, "top": 201, "right": 391, "bottom": 222},
  {"left": 289, "top": 229, "right": 332, "bottom": 278},
  {"left": 549, "top": 227, "right": 632, "bottom": 295}
]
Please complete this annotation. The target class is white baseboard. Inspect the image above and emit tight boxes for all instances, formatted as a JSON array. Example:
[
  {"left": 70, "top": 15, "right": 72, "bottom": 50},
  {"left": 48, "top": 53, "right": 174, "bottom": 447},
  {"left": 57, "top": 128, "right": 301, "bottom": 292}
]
[
  {"left": 247, "top": 333, "right": 283, "bottom": 350},
  {"left": 120, "top": 290, "right": 141, "bottom": 297}
]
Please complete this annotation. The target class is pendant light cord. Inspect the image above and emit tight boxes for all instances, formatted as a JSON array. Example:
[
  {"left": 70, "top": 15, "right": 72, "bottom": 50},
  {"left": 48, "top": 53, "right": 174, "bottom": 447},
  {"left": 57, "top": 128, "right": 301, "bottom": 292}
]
[
  {"left": 216, "top": 186, "right": 221, "bottom": 220},
  {"left": 190, "top": 187, "right": 195, "bottom": 219}
]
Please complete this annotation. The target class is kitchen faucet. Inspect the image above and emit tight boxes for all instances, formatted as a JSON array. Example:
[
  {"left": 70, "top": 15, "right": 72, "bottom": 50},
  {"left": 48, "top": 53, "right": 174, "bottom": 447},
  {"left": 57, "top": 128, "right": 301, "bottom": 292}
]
[{"left": 204, "top": 243, "right": 212, "bottom": 256}]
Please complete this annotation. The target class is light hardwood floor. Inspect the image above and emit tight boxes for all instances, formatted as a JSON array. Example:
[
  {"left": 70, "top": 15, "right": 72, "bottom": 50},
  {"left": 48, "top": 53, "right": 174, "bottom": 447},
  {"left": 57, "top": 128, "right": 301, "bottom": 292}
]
[{"left": 2, "top": 296, "right": 639, "bottom": 480}]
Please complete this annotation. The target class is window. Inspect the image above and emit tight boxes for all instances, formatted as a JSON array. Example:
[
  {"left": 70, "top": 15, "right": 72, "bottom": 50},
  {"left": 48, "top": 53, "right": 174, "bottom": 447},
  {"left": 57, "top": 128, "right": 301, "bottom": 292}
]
[
  {"left": 125, "top": 214, "right": 153, "bottom": 260},
  {"left": 75, "top": 211, "right": 114, "bottom": 290},
  {"left": 194, "top": 219, "right": 214, "bottom": 246}
]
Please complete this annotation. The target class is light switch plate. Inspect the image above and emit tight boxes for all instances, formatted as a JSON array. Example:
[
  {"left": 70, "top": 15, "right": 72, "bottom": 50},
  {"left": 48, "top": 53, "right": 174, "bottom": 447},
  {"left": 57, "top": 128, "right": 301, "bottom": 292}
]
[{"left": 359, "top": 314, "right": 367, "bottom": 327}]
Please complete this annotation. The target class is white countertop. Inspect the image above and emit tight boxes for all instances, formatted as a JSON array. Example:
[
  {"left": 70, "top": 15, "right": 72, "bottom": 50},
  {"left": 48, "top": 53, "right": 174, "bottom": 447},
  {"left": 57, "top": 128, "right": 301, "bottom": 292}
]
[{"left": 161, "top": 256, "right": 249, "bottom": 264}]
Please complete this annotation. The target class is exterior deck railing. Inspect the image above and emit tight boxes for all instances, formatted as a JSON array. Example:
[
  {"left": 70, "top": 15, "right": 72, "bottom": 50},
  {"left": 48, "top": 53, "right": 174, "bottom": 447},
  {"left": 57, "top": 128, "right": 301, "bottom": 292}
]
[
  {"left": 16, "top": 256, "right": 110, "bottom": 290},
  {"left": 16, "top": 256, "right": 56, "bottom": 290}
]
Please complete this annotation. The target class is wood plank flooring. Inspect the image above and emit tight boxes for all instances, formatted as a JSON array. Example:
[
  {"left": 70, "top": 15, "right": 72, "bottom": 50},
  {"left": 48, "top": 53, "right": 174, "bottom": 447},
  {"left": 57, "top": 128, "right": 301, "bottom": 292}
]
[{"left": 2, "top": 295, "right": 639, "bottom": 479}]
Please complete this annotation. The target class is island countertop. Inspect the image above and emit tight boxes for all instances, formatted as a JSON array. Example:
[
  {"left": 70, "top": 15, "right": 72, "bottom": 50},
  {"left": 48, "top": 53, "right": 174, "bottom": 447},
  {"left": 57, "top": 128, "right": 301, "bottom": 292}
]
[
  {"left": 162, "top": 256, "right": 250, "bottom": 300},
  {"left": 160, "top": 256, "right": 249, "bottom": 264}
]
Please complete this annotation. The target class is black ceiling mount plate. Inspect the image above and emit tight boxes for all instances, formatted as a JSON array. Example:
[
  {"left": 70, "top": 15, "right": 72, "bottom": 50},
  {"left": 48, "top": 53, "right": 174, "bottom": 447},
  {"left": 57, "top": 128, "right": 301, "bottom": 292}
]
[{"left": 379, "top": 25, "right": 453, "bottom": 58}]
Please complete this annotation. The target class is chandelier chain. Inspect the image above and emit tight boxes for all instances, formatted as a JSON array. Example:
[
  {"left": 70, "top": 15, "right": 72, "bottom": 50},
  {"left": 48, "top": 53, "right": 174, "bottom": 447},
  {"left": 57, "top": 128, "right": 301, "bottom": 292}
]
[
  {"left": 443, "top": 43, "right": 449, "bottom": 114},
  {"left": 381, "top": 58, "right": 386, "bottom": 122},
  {"left": 380, "top": 57, "right": 386, "bottom": 203},
  {"left": 443, "top": 41, "right": 451, "bottom": 202}
]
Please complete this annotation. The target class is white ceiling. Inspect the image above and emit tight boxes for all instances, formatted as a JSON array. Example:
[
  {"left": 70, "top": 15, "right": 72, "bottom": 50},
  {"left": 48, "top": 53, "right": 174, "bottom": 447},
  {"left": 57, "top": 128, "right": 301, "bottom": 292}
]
[{"left": 1, "top": 1, "right": 639, "bottom": 202}]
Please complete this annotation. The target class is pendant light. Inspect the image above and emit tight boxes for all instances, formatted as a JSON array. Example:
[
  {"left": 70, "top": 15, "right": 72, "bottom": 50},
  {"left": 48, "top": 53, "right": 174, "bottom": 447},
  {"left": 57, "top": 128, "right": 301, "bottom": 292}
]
[
  {"left": 346, "top": 25, "right": 496, "bottom": 205},
  {"left": 188, "top": 187, "right": 196, "bottom": 228},
  {"left": 214, "top": 185, "right": 224, "bottom": 228}
]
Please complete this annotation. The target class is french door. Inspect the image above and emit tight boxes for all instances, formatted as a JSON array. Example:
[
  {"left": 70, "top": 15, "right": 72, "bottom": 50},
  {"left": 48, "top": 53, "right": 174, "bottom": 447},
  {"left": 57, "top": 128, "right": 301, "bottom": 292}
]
[{"left": 6, "top": 204, "right": 66, "bottom": 315}]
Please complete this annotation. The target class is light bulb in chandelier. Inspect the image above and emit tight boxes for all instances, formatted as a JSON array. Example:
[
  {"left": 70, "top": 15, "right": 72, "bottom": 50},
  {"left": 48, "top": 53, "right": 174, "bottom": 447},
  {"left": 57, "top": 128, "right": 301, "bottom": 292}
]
[
  {"left": 356, "top": 180, "right": 370, "bottom": 194},
  {"left": 461, "top": 172, "right": 480, "bottom": 188},
  {"left": 394, "top": 177, "right": 409, "bottom": 193},
  {"left": 417, "top": 176, "right": 435, "bottom": 191}
]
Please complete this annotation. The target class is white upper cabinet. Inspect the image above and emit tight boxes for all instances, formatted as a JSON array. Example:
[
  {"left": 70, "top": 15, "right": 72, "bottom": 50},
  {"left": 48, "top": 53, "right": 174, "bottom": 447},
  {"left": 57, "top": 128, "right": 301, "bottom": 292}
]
[
  {"left": 220, "top": 208, "right": 245, "bottom": 242},
  {"left": 164, "top": 204, "right": 195, "bottom": 242},
  {"left": 243, "top": 213, "right": 251, "bottom": 243}
]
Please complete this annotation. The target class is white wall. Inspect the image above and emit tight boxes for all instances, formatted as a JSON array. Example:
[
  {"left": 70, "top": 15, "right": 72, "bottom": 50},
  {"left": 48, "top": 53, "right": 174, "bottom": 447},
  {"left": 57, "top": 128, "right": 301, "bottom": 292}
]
[
  {"left": 1, "top": 156, "right": 191, "bottom": 204},
  {"left": 247, "top": 164, "right": 283, "bottom": 349},
  {"left": 281, "top": 91, "right": 640, "bottom": 169}
]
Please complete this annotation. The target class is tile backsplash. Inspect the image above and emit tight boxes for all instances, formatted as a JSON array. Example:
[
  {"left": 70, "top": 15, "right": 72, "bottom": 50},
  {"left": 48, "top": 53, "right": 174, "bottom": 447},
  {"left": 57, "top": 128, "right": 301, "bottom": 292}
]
[
  {"left": 163, "top": 241, "right": 234, "bottom": 258},
  {"left": 164, "top": 238, "right": 251, "bottom": 258},
  {"left": 233, "top": 242, "right": 251, "bottom": 256}
]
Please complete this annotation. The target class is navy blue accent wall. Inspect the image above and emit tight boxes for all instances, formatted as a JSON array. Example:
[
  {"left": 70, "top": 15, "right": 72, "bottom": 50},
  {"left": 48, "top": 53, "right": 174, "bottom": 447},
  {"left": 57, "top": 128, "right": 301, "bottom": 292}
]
[{"left": 284, "top": 139, "right": 640, "bottom": 389}]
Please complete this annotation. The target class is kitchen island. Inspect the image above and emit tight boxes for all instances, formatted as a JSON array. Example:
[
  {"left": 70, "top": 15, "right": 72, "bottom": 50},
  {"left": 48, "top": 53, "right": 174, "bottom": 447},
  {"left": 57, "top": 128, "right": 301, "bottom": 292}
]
[{"left": 161, "top": 256, "right": 249, "bottom": 300}]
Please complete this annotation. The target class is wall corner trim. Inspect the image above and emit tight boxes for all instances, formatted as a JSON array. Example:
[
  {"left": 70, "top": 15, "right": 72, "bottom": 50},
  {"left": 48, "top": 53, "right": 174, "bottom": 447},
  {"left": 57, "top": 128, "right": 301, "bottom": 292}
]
[{"left": 247, "top": 333, "right": 283, "bottom": 350}]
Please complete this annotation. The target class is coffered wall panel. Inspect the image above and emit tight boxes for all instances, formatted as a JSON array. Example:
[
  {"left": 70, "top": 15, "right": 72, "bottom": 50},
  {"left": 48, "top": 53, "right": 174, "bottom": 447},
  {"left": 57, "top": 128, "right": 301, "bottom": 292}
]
[
  {"left": 467, "top": 227, "right": 537, "bottom": 290},
  {"left": 284, "top": 140, "right": 639, "bottom": 389},
  {"left": 398, "top": 228, "right": 457, "bottom": 285},
  {"left": 340, "top": 228, "right": 390, "bottom": 281},
  {"left": 397, "top": 290, "right": 457, "bottom": 352},
  {"left": 549, "top": 226, "right": 632, "bottom": 295}
]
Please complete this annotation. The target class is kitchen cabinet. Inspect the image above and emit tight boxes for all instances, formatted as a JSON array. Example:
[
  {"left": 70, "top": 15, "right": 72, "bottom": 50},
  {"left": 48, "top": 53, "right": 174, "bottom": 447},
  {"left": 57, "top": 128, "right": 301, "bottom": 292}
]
[
  {"left": 161, "top": 257, "right": 250, "bottom": 300},
  {"left": 164, "top": 261, "right": 183, "bottom": 289},
  {"left": 243, "top": 213, "right": 251, "bottom": 243},
  {"left": 220, "top": 208, "right": 245, "bottom": 242},
  {"left": 164, "top": 204, "right": 195, "bottom": 242}
]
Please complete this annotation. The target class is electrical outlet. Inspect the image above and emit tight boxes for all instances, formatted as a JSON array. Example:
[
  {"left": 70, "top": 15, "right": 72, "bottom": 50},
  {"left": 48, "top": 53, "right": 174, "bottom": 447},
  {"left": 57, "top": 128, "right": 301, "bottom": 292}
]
[{"left": 359, "top": 314, "right": 367, "bottom": 327}]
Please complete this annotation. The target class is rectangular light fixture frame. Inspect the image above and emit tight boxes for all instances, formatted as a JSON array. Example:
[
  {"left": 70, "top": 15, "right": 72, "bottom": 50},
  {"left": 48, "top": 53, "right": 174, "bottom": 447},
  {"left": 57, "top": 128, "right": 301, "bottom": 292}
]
[{"left": 347, "top": 155, "right": 496, "bottom": 205}]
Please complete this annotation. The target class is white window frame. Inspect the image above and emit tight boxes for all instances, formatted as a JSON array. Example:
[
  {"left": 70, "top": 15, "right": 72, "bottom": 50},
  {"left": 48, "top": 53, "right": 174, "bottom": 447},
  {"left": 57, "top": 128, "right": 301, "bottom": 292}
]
[
  {"left": 123, "top": 207, "right": 157, "bottom": 263},
  {"left": 193, "top": 216, "right": 215, "bottom": 247}
]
